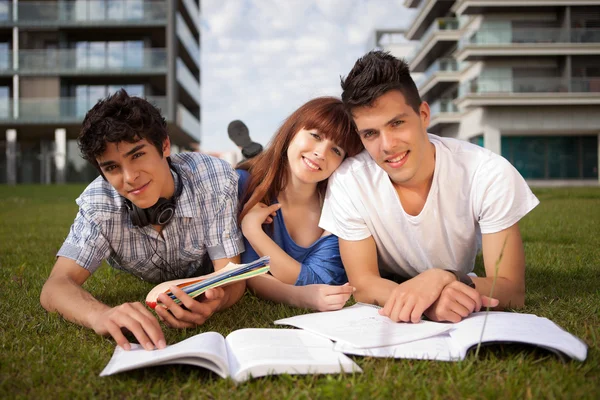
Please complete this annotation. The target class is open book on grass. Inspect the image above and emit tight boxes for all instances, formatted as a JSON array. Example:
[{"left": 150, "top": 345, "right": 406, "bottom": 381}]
[
  {"left": 146, "top": 256, "right": 270, "bottom": 309},
  {"left": 274, "top": 303, "right": 453, "bottom": 348},
  {"left": 333, "top": 311, "right": 588, "bottom": 362},
  {"left": 100, "top": 328, "right": 362, "bottom": 382}
]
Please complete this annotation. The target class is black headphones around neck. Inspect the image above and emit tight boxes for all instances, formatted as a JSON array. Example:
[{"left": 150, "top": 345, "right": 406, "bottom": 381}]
[{"left": 124, "top": 158, "right": 183, "bottom": 227}]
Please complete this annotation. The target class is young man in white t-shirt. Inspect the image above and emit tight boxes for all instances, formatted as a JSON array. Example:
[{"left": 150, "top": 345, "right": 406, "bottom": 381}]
[{"left": 320, "top": 51, "right": 539, "bottom": 323}]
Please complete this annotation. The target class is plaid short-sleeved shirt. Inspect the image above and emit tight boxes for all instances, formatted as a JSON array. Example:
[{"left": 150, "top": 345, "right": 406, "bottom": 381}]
[{"left": 57, "top": 152, "right": 244, "bottom": 283}]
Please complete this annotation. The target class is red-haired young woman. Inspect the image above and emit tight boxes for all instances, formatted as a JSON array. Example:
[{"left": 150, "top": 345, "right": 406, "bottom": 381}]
[{"left": 237, "top": 97, "right": 363, "bottom": 311}]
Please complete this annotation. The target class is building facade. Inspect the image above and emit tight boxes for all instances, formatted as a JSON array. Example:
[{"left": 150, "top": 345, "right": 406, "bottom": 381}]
[
  {"left": 399, "top": 0, "right": 600, "bottom": 182},
  {"left": 0, "top": 0, "right": 201, "bottom": 184}
]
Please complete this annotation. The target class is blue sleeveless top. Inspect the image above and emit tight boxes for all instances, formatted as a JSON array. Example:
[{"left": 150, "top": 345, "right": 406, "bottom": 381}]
[{"left": 236, "top": 169, "right": 348, "bottom": 286}]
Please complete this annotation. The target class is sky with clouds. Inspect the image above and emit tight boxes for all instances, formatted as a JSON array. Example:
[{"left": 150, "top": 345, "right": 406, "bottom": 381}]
[{"left": 200, "top": 0, "right": 415, "bottom": 152}]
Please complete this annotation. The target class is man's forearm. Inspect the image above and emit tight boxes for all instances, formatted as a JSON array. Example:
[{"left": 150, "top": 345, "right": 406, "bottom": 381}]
[
  {"left": 219, "top": 280, "right": 246, "bottom": 310},
  {"left": 40, "top": 275, "right": 110, "bottom": 331},
  {"left": 352, "top": 276, "right": 398, "bottom": 307},
  {"left": 472, "top": 276, "right": 525, "bottom": 309}
]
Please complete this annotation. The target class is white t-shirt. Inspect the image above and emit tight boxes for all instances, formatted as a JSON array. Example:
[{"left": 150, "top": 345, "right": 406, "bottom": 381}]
[{"left": 319, "top": 134, "right": 539, "bottom": 279}]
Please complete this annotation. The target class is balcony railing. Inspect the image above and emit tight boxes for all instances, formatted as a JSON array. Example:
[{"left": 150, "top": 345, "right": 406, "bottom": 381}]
[
  {"left": 462, "top": 28, "right": 600, "bottom": 46},
  {"left": 0, "top": 96, "right": 168, "bottom": 122},
  {"left": 421, "top": 58, "right": 460, "bottom": 82},
  {"left": 6, "top": 49, "right": 167, "bottom": 74},
  {"left": 429, "top": 98, "right": 459, "bottom": 114},
  {"left": 421, "top": 18, "right": 460, "bottom": 43},
  {"left": 8, "top": 0, "right": 166, "bottom": 25},
  {"left": 460, "top": 77, "right": 600, "bottom": 95}
]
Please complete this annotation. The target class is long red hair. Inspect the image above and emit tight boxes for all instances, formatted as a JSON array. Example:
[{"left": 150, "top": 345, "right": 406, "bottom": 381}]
[{"left": 238, "top": 97, "right": 363, "bottom": 223}]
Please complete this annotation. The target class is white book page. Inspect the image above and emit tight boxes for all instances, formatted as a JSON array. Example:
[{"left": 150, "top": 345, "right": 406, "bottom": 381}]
[
  {"left": 333, "top": 334, "right": 463, "bottom": 361},
  {"left": 99, "top": 332, "right": 230, "bottom": 378},
  {"left": 274, "top": 303, "right": 452, "bottom": 348},
  {"left": 450, "top": 312, "right": 588, "bottom": 361},
  {"left": 225, "top": 328, "right": 362, "bottom": 383}
]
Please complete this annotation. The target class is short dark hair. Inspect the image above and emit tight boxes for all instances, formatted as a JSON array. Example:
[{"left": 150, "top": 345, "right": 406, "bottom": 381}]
[
  {"left": 341, "top": 50, "right": 422, "bottom": 114},
  {"left": 78, "top": 89, "right": 168, "bottom": 171}
]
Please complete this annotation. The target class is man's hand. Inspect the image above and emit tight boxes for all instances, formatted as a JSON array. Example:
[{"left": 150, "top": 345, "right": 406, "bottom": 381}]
[
  {"left": 154, "top": 286, "right": 226, "bottom": 328},
  {"left": 296, "top": 283, "right": 355, "bottom": 311},
  {"left": 424, "top": 281, "right": 499, "bottom": 323},
  {"left": 379, "top": 269, "right": 456, "bottom": 323},
  {"left": 241, "top": 202, "right": 280, "bottom": 235},
  {"left": 90, "top": 302, "right": 166, "bottom": 351}
]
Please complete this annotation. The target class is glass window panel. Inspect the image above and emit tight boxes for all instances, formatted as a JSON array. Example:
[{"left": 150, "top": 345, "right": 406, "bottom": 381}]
[
  {"left": 76, "top": 85, "right": 88, "bottom": 117},
  {"left": 547, "top": 136, "right": 579, "bottom": 178},
  {"left": 582, "top": 136, "right": 599, "bottom": 179},
  {"left": 0, "top": 86, "right": 9, "bottom": 119},
  {"left": 128, "top": 0, "right": 144, "bottom": 19},
  {"left": 507, "top": 137, "right": 546, "bottom": 179},
  {"left": 107, "top": 0, "right": 125, "bottom": 20},
  {"left": 0, "top": 1, "right": 9, "bottom": 21},
  {"left": 88, "top": 42, "right": 106, "bottom": 69},
  {"left": 76, "top": 42, "right": 88, "bottom": 69},
  {"left": 108, "top": 42, "right": 124, "bottom": 68},
  {"left": 0, "top": 42, "right": 8, "bottom": 70},
  {"left": 125, "top": 41, "right": 144, "bottom": 68},
  {"left": 126, "top": 85, "right": 144, "bottom": 97},
  {"left": 88, "top": 0, "right": 106, "bottom": 21}
]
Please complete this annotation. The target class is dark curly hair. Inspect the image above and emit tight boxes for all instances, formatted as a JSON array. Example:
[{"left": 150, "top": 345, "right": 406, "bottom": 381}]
[
  {"left": 78, "top": 89, "right": 168, "bottom": 171},
  {"left": 341, "top": 50, "right": 422, "bottom": 114}
]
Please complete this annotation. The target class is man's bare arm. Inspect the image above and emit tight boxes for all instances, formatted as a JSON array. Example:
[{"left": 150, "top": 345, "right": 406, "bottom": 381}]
[
  {"left": 473, "top": 223, "right": 526, "bottom": 309},
  {"left": 339, "top": 236, "right": 397, "bottom": 306},
  {"left": 40, "top": 257, "right": 165, "bottom": 350}
]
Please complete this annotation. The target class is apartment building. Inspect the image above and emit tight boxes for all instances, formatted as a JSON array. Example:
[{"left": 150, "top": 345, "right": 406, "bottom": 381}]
[
  {"left": 398, "top": 0, "right": 600, "bottom": 182},
  {"left": 0, "top": 0, "right": 201, "bottom": 184}
]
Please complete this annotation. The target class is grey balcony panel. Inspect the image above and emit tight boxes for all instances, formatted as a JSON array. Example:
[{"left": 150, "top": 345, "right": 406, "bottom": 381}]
[
  {"left": 0, "top": 96, "right": 168, "bottom": 123},
  {"left": 177, "top": 13, "right": 200, "bottom": 67},
  {"left": 430, "top": 98, "right": 459, "bottom": 114},
  {"left": 461, "top": 28, "right": 600, "bottom": 46},
  {"left": 452, "top": 0, "right": 600, "bottom": 15},
  {"left": 14, "top": 49, "right": 167, "bottom": 75},
  {"left": 405, "top": 0, "right": 456, "bottom": 40},
  {"left": 177, "top": 58, "right": 201, "bottom": 105},
  {"left": 181, "top": 0, "right": 201, "bottom": 29},
  {"left": 13, "top": 1, "right": 167, "bottom": 27},
  {"left": 460, "top": 77, "right": 600, "bottom": 95},
  {"left": 177, "top": 103, "right": 201, "bottom": 141},
  {"left": 410, "top": 18, "right": 461, "bottom": 71}
]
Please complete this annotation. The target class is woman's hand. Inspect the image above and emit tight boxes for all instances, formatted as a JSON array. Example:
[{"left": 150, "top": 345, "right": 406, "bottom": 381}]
[
  {"left": 295, "top": 283, "right": 355, "bottom": 311},
  {"left": 241, "top": 202, "right": 281, "bottom": 235}
]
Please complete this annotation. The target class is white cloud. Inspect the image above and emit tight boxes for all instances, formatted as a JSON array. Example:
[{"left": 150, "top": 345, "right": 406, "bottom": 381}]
[{"left": 201, "top": 0, "right": 415, "bottom": 152}]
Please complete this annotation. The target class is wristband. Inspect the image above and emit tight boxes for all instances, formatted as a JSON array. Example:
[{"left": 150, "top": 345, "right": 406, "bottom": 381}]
[{"left": 444, "top": 269, "right": 476, "bottom": 289}]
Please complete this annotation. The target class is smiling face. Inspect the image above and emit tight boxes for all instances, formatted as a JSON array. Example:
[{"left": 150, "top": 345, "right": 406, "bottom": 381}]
[
  {"left": 352, "top": 90, "right": 435, "bottom": 188},
  {"left": 286, "top": 128, "right": 346, "bottom": 185},
  {"left": 96, "top": 138, "right": 174, "bottom": 209}
]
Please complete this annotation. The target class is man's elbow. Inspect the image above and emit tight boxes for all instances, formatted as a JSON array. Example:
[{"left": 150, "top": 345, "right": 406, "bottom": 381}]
[{"left": 39, "top": 281, "right": 55, "bottom": 312}]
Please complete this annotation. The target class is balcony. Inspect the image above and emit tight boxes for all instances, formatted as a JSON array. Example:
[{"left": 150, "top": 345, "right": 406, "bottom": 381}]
[
  {"left": 177, "top": 58, "right": 201, "bottom": 106},
  {"left": 404, "top": 0, "right": 423, "bottom": 8},
  {"left": 0, "top": 96, "right": 168, "bottom": 124},
  {"left": 451, "top": 0, "right": 600, "bottom": 16},
  {"left": 405, "top": 0, "right": 456, "bottom": 40},
  {"left": 2, "top": 48, "right": 167, "bottom": 76},
  {"left": 456, "top": 28, "right": 600, "bottom": 61},
  {"left": 177, "top": 103, "right": 201, "bottom": 142},
  {"left": 418, "top": 58, "right": 461, "bottom": 101},
  {"left": 456, "top": 77, "right": 600, "bottom": 107},
  {"left": 410, "top": 18, "right": 461, "bottom": 72},
  {"left": 177, "top": 13, "right": 200, "bottom": 68},
  {"left": 3, "top": 0, "right": 167, "bottom": 28},
  {"left": 428, "top": 98, "right": 461, "bottom": 133}
]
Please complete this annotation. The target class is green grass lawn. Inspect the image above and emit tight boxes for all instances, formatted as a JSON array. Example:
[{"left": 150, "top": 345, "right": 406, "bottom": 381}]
[{"left": 0, "top": 185, "right": 599, "bottom": 399}]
